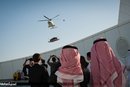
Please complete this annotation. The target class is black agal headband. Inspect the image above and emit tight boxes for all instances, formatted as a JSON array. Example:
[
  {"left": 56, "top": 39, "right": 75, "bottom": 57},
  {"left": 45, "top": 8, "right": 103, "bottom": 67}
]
[
  {"left": 93, "top": 38, "right": 107, "bottom": 44},
  {"left": 62, "top": 45, "right": 78, "bottom": 50}
]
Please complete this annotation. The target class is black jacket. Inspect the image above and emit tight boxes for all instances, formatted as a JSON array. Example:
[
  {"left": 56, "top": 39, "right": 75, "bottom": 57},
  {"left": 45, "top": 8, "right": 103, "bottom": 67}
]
[{"left": 29, "top": 64, "right": 49, "bottom": 87}]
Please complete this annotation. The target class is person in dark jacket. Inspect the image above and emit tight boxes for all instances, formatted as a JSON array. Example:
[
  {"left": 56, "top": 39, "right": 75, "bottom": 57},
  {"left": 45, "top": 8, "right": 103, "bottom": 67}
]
[
  {"left": 80, "top": 55, "right": 90, "bottom": 87},
  {"left": 22, "top": 58, "right": 34, "bottom": 79},
  {"left": 47, "top": 55, "right": 61, "bottom": 87},
  {"left": 41, "top": 58, "right": 48, "bottom": 69},
  {"left": 29, "top": 53, "right": 49, "bottom": 87}
]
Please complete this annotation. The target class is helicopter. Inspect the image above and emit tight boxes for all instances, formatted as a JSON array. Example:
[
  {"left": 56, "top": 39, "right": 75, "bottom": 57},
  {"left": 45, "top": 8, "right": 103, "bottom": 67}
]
[
  {"left": 39, "top": 15, "right": 59, "bottom": 29},
  {"left": 48, "top": 37, "right": 59, "bottom": 43}
]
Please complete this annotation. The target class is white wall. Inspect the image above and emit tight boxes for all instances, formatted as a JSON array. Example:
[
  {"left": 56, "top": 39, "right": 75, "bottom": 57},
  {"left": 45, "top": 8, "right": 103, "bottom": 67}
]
[
  {"left": 1, "top": 0, "right": 130, "bottom": 80},
  {"left": 0, "top": 21, "right": 130, "bottom": 79},
  {"left": 0, "top": 57, "right": 30, "bottom": 79},
  {"left": 118, "top": 0, "right": 130, "bottom": 24}
]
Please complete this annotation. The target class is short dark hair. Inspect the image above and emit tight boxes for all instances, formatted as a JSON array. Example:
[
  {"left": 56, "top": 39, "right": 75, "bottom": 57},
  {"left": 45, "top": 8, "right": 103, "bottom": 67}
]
[
  {"left": 41, "top": 59, "right": 45, "bottom": 63},
  {"left": 32, "top": 53, "right": 40, "bottom": 62},
  {"left": 52, "top": 57, "right": 56, "bottom": 62},
  {"left": 80, "top": 56, "right": 85, "bottom": 60},
  {"left": 28, "top": 58, "right": 33, "bottom": 61},
  {"left": 87, "top": 52, "right": 91, "bottom": 57}
]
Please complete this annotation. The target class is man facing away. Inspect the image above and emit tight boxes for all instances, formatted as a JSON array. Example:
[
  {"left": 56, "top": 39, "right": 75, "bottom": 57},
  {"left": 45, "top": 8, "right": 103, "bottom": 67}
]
[
  {"left": 29, "top": 53, "right": 49, "bottom": 87},
  {"left": 90, "top": 37, "right": 126, "bottom": 87},
  {"left": 55, "top": 45, "right": 83, "bottom": 87}
]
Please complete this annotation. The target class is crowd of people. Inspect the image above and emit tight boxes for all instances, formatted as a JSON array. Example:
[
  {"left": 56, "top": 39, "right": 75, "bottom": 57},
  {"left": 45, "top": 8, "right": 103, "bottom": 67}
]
[{"left": 21, "top": 37, "right": 129, "bottom": 87}]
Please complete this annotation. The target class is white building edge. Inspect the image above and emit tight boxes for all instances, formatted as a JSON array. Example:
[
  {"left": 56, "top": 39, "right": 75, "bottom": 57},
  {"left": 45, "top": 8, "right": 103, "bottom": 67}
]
[{"left": 0, "top": 0, "right": 130, "bottom": 80}]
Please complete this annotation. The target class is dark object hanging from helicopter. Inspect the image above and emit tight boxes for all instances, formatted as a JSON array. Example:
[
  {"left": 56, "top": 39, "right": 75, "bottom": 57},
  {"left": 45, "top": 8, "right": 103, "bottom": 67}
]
[
  {"left": 39, "top": 15, "right": 59, "bottom": 29},
  {"left": 48, "top": 37, "right": 59, "bottom": 43}
]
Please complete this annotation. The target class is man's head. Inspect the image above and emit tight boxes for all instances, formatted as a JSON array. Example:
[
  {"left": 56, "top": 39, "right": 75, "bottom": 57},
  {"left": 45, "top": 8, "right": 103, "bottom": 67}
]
[
  {"left": 32, "top": 53, "right": 41, "bottom": 63},
  {"left": 28, "top": 58, "right": 33, "bottom": 61},
  {"left": 52, "top": 57, "right": 56, "bottom": 62},
  {"left": 28, "top": 58, "right": 34, "bottom": 66},
  {"left": 41, "top": 59, "right": 45, "bottom": 64},
  {"left": 87, "top": 52, "right": 91, "bottom": 61},
  {"left": 128, "top": 49, "right": 130, "bottom": 55}
]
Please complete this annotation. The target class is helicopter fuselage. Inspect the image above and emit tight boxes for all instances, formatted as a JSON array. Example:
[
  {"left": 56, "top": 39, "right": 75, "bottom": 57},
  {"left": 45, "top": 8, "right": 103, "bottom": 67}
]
[{"left": 48, "top": 20, "right": 55, "bottom": 28}]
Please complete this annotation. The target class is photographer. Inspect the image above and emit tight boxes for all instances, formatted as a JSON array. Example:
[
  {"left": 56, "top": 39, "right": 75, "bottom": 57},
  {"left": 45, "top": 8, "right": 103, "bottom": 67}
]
[
  {"left": 47, "top": 55, "right": 61, "bottom": 87},
  {"left": 22, "top": 58, "right": 34, "bottom": 79}
]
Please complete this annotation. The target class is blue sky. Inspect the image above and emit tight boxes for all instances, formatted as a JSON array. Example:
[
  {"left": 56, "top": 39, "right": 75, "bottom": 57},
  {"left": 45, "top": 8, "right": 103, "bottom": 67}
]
[{"left": 0, "top": 0, "right": 120, "bottom": 62}]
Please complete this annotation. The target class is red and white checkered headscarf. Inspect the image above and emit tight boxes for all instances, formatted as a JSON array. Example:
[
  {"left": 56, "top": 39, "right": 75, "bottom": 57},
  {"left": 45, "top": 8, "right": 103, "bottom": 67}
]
[
  {"left": 55, "top": 45, "right": 83, "bottom": 86},
  {"left": 91, "top": 38, "right": 125, "bottom": 87},
  {"left": 58, "top": 45, "right": 83, "bottom": 75}
]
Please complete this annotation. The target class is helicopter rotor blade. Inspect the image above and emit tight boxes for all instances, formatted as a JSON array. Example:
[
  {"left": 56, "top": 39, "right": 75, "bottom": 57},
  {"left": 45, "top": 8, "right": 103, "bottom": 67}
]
[
  {"left": 44, "top": 16, "right": 50, "bottom": 20},
  {"left": 51, "top": 15, "right": 59, "bottom": 19},
  {"left": 38, "top": 20, "right": 48, "bottom": 21}
]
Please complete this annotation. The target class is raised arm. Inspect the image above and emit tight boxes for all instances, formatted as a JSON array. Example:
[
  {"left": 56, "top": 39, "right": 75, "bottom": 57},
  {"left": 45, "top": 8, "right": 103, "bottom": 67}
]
[
  {"left": 23, "top": 59, "right": 28, "bottom": 66},
  {"left": 47, "top": 55, "right": 53, "bottom": 65},
  {"left": 55, "top": 56, "right": 60, "bottom": 61}
]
